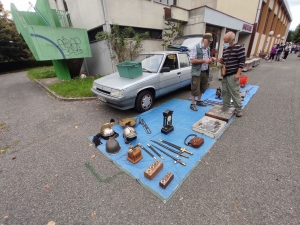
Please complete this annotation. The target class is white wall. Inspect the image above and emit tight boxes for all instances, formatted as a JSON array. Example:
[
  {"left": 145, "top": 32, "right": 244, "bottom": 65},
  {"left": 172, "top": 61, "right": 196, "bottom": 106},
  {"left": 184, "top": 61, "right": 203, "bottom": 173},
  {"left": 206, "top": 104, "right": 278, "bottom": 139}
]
[{"left": 85, "top": 39, "right": 164, "bottom": 76}]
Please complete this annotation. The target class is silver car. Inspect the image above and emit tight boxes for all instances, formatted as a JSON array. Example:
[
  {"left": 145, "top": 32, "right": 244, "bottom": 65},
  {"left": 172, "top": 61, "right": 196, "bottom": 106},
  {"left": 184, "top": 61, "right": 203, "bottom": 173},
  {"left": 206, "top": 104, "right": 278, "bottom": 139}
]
[{"left": 91, "top": 51, "right": 191, "bottom": 112}]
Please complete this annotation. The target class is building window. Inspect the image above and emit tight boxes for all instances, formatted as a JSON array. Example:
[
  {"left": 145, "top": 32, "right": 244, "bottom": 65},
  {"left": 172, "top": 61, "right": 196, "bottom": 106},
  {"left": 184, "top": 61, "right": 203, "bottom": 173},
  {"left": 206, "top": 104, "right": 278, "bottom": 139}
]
[
  {"left": 88, "top": 26, "right": 104, "bottom": 43},
  {"left": 118, "top": 26, "right": 163, "bottom": 39},
  {"left": 88, "top": 26, "right": 162, "bottom": 43},
  {"left": 154, "top": 0, "right": 177, "bottom": 6}
]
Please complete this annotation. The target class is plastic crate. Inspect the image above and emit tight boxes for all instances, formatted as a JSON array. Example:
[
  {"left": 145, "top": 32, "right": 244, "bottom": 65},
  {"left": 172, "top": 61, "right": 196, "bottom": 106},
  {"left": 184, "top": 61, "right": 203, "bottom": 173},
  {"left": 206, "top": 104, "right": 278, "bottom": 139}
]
[{"left": 116, "top": 61, "right": 142, "bottom": 79}]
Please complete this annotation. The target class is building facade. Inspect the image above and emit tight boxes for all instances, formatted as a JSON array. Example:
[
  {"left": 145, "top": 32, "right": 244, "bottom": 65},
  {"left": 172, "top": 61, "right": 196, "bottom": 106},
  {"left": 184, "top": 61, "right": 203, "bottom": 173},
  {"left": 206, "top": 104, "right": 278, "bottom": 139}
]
[{"left": 49, "top": 0, "right": 292, "bottom": 75}]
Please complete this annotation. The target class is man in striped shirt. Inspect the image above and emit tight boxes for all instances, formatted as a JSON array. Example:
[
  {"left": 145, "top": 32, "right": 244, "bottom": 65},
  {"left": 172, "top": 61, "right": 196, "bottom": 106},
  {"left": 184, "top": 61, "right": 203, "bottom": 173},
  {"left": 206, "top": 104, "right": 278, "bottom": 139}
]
[{"left": 218, "top": 31, "right": 245, "bottom": 117}]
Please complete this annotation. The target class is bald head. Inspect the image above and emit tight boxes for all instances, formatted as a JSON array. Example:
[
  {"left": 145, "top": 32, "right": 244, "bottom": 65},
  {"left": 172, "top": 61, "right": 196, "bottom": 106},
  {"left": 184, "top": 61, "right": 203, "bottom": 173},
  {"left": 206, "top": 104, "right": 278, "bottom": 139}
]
[{"left": 224, "top": 31, "right": 235, "bottom": 47}]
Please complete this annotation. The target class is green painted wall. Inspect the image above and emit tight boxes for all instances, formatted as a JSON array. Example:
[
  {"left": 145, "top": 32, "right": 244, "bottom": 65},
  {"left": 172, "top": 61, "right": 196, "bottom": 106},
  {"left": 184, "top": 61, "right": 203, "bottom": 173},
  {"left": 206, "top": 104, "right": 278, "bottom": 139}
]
[{"left": 11, "top": 0, "right": 92, "bottom": 80}]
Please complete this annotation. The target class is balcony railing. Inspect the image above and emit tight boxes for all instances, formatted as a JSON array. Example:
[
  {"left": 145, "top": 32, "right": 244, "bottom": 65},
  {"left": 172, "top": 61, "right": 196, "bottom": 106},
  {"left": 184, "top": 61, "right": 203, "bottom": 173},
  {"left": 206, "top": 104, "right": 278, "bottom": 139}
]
[{"left": 56, "top": 10, "right": 73, "bottom": 28}]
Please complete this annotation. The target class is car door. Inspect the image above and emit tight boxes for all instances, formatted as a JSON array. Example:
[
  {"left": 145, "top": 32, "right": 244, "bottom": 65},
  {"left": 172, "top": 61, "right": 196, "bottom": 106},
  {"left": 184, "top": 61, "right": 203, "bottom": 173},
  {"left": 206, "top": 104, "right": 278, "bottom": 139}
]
[
  {"left": 157, "top": 54, "right": 181, "bottom": 96},
  {"left": 177, "top": 53, "right": 191, "bottom": 87}
]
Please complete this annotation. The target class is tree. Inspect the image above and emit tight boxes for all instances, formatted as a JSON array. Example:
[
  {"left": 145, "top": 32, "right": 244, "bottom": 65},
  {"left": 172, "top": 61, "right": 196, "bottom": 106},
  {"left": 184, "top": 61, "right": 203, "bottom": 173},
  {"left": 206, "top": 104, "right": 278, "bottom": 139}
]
[
  {"left": 286, "top": 30, "right": 293, "bottom": 42},
  {"left": 95, "top": 24, "right": 149, "bottom": 63},
  {"left": 0, "top": 1, "right": 33, "bottom": 62},
  {"left": 292, "top": 24, "right": 300, "bottom": 44},
  {"left": 161, "top": 21, "right": 184, "bottom": 49}
]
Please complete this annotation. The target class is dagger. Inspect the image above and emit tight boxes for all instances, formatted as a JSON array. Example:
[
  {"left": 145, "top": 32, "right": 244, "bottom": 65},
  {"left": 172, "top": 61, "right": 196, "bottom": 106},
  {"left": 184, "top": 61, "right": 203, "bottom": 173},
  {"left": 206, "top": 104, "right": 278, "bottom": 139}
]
[
  {"left": 150, "top": 140, "right": 189, "bottom": 158},
  {"left": 158, "top": 138, "right": 193, "bottom": 155},
  {"left": 138, "top": 143, "right": 156, "bottom": 160},
  {"left": 147, "top": 144, "right": 164, "bottom": 160},
  {"left": 151, "top": 144, "right": 186, "bottom": 166}
]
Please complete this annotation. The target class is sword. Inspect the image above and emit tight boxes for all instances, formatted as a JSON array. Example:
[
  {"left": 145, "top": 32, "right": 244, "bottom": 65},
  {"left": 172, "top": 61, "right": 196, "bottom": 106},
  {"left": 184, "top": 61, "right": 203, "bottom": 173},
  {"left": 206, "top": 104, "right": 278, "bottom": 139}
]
[
  {"left": 138, "top": 143, "right": 156, "bottom": 160},
  {"left": 150, "top": 140, "right": 189, "bottom": 158},
  {"left": 158, "top": 138, "right": 193, "bottom": 155},
  {"left": 151, "top": 144, "right": 186, "bottom": 166},
  {"left": 147, "top": 144, "right": 164, "bottom": 160}
]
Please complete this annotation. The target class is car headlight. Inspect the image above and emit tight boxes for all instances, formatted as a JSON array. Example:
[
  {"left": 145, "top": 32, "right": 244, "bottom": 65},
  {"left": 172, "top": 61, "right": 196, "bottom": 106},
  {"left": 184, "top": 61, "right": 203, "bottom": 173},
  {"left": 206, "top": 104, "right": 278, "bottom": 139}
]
[
  {"left": 92, "top": 82, "right": 97, "bottom": 90},
  {"left": 110, "top": 89, "right": 124, "bottom": 98}
]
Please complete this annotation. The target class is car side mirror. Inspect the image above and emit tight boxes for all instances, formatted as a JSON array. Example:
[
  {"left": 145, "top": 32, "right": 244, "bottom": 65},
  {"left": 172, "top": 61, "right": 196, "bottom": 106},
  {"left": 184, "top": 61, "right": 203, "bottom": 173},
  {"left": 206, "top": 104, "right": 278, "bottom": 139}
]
[{"left": 160, "top": 67, "right": 170, "bottom": 73}]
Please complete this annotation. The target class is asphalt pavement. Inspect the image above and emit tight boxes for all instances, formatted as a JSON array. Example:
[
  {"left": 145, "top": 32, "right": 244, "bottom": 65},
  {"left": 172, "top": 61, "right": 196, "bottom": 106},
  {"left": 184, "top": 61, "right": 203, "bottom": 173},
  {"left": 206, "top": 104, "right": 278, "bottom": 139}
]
[{"left": 0, "top": 54, "right": 299, "bottom": 225}]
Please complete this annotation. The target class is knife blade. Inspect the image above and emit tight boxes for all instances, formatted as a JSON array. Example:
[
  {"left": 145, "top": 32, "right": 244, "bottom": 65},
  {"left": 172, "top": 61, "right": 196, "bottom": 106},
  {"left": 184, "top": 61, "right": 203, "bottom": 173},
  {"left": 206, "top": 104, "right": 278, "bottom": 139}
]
[{"left": 158, "top": 138, "right": 193, "bottom": 155}]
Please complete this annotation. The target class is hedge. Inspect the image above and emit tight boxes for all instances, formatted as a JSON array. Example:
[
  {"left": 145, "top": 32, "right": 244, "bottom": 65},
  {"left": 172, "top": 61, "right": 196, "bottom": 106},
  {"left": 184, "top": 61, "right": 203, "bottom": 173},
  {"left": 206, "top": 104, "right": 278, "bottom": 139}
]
[{"left": 0, "top": 60, "right": 53, "bottom": 73}]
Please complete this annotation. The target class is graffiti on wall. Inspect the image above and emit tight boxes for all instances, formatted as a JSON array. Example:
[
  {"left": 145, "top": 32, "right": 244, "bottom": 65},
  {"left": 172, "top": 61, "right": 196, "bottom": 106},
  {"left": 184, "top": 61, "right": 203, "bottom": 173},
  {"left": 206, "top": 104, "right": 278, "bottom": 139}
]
[{"left": 57, "top": 36, "right": 83, "bottom": 56}]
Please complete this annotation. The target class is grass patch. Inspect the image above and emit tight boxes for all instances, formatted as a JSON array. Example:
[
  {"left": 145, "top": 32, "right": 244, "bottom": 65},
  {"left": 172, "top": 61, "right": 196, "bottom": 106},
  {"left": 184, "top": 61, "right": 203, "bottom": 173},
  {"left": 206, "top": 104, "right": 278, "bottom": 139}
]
[
  {"left": 27, "top": 66, "right": 103, "bottom": 98},
  {"left": 27, "top": 66, "right": 56, "bottom": 80},
  {"left": 48, "top": 76, "right": 102, "bottom": 98}
]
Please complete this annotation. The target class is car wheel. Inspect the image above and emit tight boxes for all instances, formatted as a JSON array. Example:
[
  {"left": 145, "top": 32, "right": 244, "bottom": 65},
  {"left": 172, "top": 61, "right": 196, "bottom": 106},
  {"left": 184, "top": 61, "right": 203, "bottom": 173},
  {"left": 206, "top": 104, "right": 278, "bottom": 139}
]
[{"left": 135, "top": 90, "right": 153, "bottom": 112}]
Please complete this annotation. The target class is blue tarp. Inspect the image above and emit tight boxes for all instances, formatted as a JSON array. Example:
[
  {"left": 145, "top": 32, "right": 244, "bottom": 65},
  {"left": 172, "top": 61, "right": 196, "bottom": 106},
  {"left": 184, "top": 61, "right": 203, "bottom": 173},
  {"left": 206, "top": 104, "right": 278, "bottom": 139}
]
[{"left": 89, "top": 85, "right": 259, "bottom": 202}]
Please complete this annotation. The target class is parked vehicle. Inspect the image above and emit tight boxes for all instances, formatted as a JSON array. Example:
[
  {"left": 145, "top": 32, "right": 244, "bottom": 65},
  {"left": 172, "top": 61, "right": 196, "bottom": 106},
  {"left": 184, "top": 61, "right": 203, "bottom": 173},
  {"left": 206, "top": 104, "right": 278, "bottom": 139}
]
[{"left": 91, "top": 51, "right": 192, "bottom": 112}]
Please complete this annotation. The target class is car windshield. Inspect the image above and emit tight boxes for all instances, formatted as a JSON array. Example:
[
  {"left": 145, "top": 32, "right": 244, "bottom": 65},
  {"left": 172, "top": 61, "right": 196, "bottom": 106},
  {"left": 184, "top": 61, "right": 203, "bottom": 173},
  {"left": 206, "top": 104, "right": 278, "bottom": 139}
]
[{"left": 133, "top": 54, "right": 164, "bottom": 73}]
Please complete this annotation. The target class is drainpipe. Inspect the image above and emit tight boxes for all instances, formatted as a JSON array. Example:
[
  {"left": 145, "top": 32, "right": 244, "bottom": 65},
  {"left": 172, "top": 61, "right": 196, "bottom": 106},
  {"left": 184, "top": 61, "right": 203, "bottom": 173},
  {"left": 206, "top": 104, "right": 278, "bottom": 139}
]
[
  {"left": 100, "top": 0, "right": 115, "bottom": 73},
  {"left": 55, "top": 0, "right": 59, "bottom": 10}
]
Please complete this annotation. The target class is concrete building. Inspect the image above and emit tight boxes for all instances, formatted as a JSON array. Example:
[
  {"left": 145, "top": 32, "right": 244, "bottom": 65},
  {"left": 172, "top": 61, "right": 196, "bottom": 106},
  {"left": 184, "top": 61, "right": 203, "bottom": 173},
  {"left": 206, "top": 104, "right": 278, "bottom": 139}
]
[{"left": 49, "top": 0, "right": 292, "bottom": 76}]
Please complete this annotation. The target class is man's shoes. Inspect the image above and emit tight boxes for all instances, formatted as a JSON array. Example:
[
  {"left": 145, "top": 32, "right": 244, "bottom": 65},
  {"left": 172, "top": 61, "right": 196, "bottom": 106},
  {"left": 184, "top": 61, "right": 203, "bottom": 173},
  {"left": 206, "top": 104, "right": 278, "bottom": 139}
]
[
  {"left": 196, "top": 101, "right": 207, "bottom": 106},
  {"left": 190, "top": 104, "right": 198, "bottom": 111},
  {"left": 236, "top": 110, "right": 243, "bottom": 117}
]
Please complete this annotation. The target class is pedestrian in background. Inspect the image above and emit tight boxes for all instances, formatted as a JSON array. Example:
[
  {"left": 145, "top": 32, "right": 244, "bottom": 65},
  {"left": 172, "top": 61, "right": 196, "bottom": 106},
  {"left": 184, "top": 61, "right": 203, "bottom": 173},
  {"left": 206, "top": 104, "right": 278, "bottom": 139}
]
[
  {"left": 218, "top": 31, "right": 245, "bottom": 117},
  {"left": 268, "top": 44, "right": 277, "bottom": 63},
  {"left": 282, "top": 43, "right": 290, "bottom": 61},
  {"left": 189, "top": 33, "right": 216, "bottom": 111},
  {"left": 275, "top": 43, "right": 284, "bottom": 61}
]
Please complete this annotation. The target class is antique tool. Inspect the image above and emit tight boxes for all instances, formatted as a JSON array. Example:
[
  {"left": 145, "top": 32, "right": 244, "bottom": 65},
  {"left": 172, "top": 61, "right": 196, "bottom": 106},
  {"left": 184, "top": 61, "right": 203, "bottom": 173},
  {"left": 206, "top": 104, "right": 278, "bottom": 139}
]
[
  {"left": 138, "top": 143, "right": 156, "bottom": 160},
  {"left": 245, "top": 86, "right": 254, "bottom": 94},
  {"left": 105, "top": 136, "right": 121, "bottom": 154},
  {"left": 159, "top": 172, "right": 174, "bottom": 189},
  {"left": 158, "top": 138, "right": 193, "bottom": 155},
  {"left": 144, "top": 160, "right": 163, "bottom": 180},
  {"left": 150, "top": 140, "right": 189, "bottom": 158},
  {"left": 147, "top": 144, "right": 164, "bottom": 160},
  {"left": 137, "top": 116, "right": 151, "bottom": 134},
  {"left": 161, "top": 110, "right": 174, "bottom": 134},
  {"left": 127, "top": 144, "right": 143, "bottom": 163},
  {"left": 151, "top": 144, "right": 186, "bottom": 166}
]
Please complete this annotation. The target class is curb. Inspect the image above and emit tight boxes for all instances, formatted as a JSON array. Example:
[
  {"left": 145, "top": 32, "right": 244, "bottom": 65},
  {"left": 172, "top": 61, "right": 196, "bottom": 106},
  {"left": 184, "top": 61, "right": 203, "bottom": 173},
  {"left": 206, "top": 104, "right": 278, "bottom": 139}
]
[{"left": 34, "top": 79, "right": 97, "bottom": 101}]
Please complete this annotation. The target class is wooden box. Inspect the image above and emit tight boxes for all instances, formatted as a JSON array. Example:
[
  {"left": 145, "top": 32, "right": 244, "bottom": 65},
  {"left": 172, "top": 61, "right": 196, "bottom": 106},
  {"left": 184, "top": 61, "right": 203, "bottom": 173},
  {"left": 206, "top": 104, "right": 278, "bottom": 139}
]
[
  {"left": 159, "top": 172, "right": 174, "bottom": 189},
  {"left": 144, "top": 160, "right": 163, "bottom": 180},
  {"left": 205, "top": 105, "right": 235, "bottom": 122},
  {"left": 127, "top": 146, "right": 143, "bottom": 164}
]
